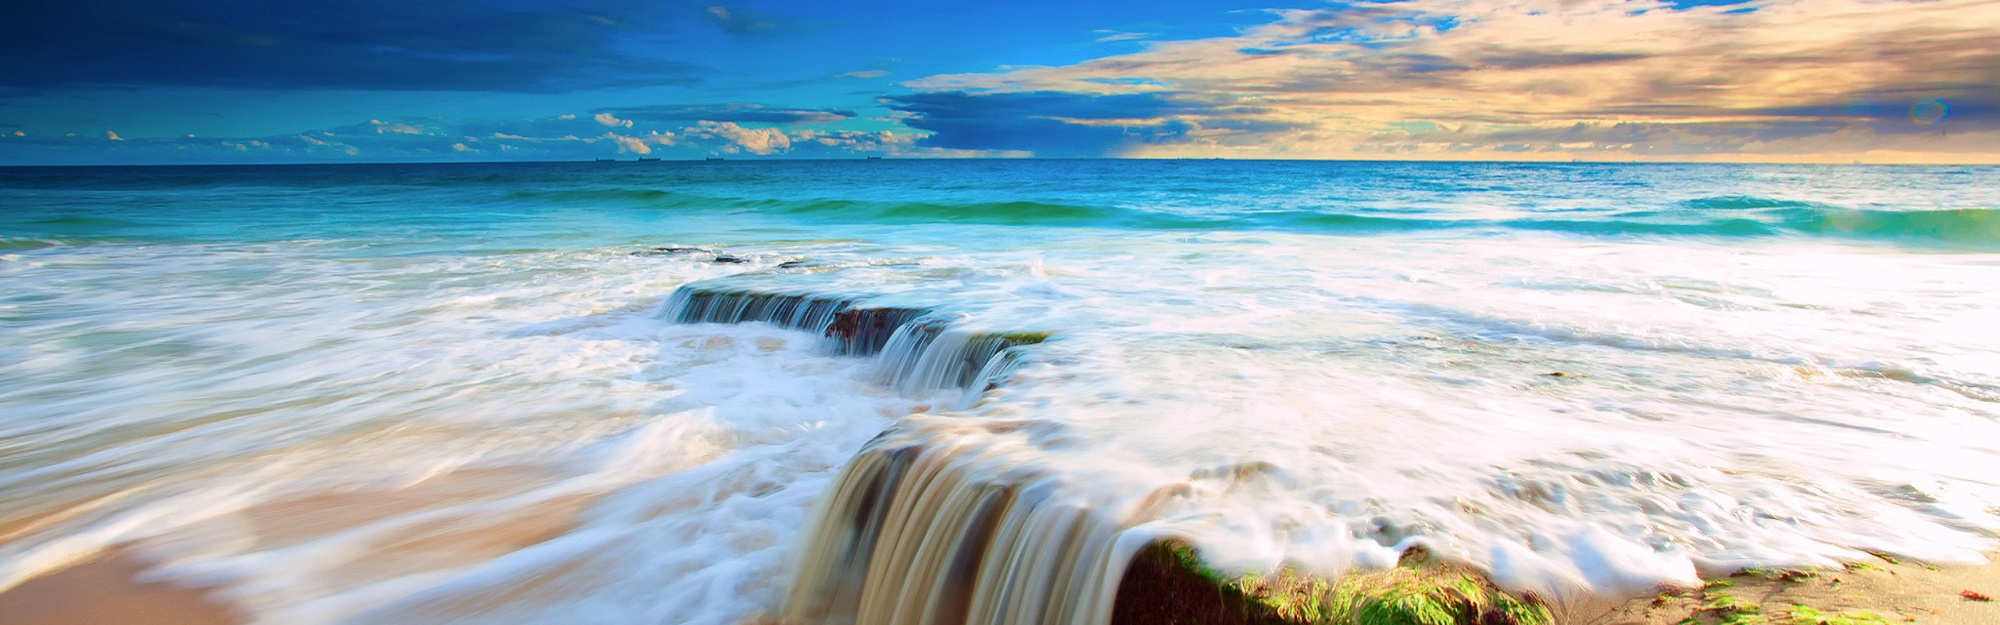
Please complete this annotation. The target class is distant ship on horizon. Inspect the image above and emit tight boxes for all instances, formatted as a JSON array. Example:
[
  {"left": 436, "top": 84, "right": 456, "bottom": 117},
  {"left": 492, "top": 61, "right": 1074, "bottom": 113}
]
[{"left": 706, "top": 156, "right": 724, "bottom": 161}]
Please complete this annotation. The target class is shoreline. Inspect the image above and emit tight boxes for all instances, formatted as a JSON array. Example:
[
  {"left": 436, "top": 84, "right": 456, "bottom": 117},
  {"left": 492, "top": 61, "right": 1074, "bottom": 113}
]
[
  {"left": 0, "top": 543, "right": 1992, "bottom": 624},
  {"left": 1582, "top": 551, "right": 2000, "bottom": 625}
]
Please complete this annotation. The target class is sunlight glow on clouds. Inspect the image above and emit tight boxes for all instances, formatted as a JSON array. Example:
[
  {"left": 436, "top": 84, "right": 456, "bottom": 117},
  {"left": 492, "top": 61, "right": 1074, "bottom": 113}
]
[
  {"left": 690, "top": 121, "right": 794, "bottom": 155},
  {"left": 901, "top": 0, "right": 2000, "bottom": 162}
]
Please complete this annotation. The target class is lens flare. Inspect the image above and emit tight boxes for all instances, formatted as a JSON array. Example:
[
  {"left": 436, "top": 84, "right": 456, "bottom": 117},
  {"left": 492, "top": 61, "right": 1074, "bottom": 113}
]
[{"left": 1911, "top": 99, "right": 1949, "bottom": 125}]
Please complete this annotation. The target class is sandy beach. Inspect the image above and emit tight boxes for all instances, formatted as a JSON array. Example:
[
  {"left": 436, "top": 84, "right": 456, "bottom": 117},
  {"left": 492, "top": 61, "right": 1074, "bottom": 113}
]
[
  {"left": 1580, "top": 554, "right": 2000, "bottom": 625},
  {"left": 0, "top": 547, "right": 239, "bottom": 625},
  {"left": 4, "top": 545, "right": 1993, "bottom": 624}
]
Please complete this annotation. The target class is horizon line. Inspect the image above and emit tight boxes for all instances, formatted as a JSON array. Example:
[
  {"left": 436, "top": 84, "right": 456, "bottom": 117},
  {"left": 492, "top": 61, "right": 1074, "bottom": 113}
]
[{"left": 5, "top": 156, "right": 1998, "bottom": 169}]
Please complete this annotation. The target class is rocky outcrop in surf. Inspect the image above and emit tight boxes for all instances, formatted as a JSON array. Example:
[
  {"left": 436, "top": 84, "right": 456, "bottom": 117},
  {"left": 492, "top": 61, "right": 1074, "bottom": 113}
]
[
  {"left": 668, "top": 282, "right": 1559, "bottom": 625},
  {"left": 778, "top": 423, "right": 1558, "bottom": 625},
  {"left": 662, "top": 283, "right": 1048, "bottom": 391}
]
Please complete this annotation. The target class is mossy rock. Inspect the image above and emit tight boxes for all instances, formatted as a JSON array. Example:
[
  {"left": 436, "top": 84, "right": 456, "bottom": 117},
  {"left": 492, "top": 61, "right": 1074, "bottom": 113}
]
[
  {"left": 996, "top": 331, "right": 1052, "bottom": 345},
  {"left": 1112, "top": 541, "right": 1552, "bottom": 625}
]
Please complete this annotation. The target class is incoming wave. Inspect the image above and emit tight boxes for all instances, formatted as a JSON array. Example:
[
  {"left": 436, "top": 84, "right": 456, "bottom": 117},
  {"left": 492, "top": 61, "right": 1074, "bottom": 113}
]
[
  {"left": 777, "top": 198, "right": 1122, "bottom": 225},
  {"left": 511, "top": 187, "right": 2000, "bottom": 246},
  {"left": 1777, "top": 207, "right": 2000, "bottom": 245}
]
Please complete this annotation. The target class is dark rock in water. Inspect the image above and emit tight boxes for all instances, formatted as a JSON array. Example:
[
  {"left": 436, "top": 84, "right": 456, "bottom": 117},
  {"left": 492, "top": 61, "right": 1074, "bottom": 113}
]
[
  {"left": 1112, "top": 543, "right": 1265, "bottom": 625},
  {"left": 824, "top": 307, "right": 929, "bottom": 356},
  {"left": 667, "top": 288, "right": 854, "bottom": 334},
  {"left": 712, "top": 255, "right": 749, "bottom": 264},
  {"left": 632, "top": 246, "right": 714, "bottom": 257},
  {"left": 777, "top": 260, "right": 815, "bottom": 269},
  {"left": 663, "top": 284, "right": 1042, "bottom": 388}
]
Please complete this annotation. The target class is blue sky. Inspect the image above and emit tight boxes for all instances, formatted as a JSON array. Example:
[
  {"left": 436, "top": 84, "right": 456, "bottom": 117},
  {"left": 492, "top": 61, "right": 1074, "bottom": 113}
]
[{"left": 2, "top": 0, "right": 1994, "bottom": 164}]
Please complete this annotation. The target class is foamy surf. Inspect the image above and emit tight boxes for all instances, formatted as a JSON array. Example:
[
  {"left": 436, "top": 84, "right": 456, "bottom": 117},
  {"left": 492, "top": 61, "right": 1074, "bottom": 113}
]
[
  {"left": 0, "top": 243, "right": 936, "bottom": 625},
  {"left": 2, "top": 161, "right": 1998, "bottom": 624}
]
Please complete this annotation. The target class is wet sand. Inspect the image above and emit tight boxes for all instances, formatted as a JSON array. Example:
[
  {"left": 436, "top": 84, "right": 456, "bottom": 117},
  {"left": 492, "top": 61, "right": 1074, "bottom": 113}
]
[
  {"left": 0, "top": 547, "right": 241, "bottom": 625},
  {"left": 0, "top": 546, "right": 1993, "bottom": 625},
  {"left": 1578, "top": 553, "right": 2000, "bottom": 625},
  {"left": 0, "top": 465, "right": 579, "bottom": 625}
]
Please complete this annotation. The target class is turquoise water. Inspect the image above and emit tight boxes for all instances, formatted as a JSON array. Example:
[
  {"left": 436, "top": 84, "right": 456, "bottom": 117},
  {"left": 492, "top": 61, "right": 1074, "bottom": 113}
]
[
  {"left": 2, "top": 161, "right": 1998, "bottom": 624},
  {"left": 6, "top": 161, "right": 1999, "bottom": 246}
]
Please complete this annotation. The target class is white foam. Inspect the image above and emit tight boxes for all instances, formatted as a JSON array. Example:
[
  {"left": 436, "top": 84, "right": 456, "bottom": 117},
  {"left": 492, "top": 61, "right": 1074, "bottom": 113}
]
[{"left": 4, "top": 226, "right": 1998, "bottom": 622}]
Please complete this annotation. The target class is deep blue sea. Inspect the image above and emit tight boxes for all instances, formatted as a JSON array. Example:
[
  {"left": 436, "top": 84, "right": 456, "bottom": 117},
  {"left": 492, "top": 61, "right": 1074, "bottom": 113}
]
[{"left": 3, "top": 161, "right": 1997, "bottom": 624}]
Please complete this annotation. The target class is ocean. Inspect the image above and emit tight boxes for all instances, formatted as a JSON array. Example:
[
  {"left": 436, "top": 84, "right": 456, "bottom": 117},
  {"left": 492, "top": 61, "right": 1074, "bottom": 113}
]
[{"left": 2, "top": 160, "right": 1997, "bottom": 624}]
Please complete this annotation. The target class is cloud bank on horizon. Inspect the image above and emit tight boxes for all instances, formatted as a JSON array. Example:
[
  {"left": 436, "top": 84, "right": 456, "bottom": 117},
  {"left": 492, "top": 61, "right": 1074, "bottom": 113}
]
[
  {"left": 903, "top": 0, "right": 1999, "bottom": 163},
  {"left": 2, "top": 0, "right": 1994, "bottom": 164}
]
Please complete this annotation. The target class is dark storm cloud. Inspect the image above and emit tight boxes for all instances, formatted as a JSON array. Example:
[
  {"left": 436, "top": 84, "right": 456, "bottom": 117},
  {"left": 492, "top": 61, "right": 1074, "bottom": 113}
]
[
  {"left": 597, "top": 103, "right": 855, "bottom": 124},
  {"left": 0, "top": 0, "right": 703, "bottom": 92},
  {"left": 884, "top": 91, "right": 1198, "bottom": 156}
]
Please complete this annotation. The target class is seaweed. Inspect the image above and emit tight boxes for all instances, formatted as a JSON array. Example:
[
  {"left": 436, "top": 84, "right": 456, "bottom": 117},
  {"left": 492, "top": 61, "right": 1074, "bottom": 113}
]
[{"left": 1113, "top": 541, "right": 1552, "bottom": 625}]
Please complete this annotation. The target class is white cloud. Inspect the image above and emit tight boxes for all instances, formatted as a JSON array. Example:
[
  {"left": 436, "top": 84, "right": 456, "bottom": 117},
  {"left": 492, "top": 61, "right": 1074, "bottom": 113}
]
[
  {"left": 689, "top": 121, "right": 791, "bottom": 155},
  {"left": 104, "top": 130, "right": 122, "bottom": 141},
  {"left": 603, "top": 130, "right": 673, "bottom": 154},
  {"left": 839, "top": 70, "right": 890, "bottom": 79},
  {"left": 221, "top": 139, "right": 270, "bottom": 152},
  {"left": 605, "top": 134, "right": 650, "bottom": 154},
  {"left": 368, "top": 120, "right": 427, "bottom": 135},
  {"left": 291, "top": 132, "right": 360, "bottom": 156},
  {"left": 593, "top": 112, "right": 632, "bottom": 127}
]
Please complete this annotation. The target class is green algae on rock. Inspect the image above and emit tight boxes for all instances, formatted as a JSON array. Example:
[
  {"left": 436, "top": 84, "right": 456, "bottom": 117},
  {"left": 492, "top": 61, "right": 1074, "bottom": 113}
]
[{"left": 1111, "top": 541, "right": 1553, "bottom": 625}]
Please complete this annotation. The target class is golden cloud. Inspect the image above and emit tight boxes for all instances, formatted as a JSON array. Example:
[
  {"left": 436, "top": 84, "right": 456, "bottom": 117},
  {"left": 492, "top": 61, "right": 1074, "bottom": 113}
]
[{"left": 906, "top": 0, "right": 2000, "bottom": 162}]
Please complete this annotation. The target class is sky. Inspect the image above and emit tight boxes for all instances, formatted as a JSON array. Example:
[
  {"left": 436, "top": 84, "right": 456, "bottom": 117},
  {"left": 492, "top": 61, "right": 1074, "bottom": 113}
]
[{"left": 1, "top": 0, "right": 1995, "bottom": 165}]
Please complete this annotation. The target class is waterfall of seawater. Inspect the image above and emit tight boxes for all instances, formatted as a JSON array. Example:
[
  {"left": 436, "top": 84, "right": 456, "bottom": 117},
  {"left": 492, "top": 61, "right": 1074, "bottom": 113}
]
[
  {"left": 780, "top": 423, "right": 1183, "bottom": 625},
  {"left": 663, "top": 283, "right": 1147, "bottom": 625},
  {"left": 662, "top": 283, "right": 1042, "bottom": 396}
]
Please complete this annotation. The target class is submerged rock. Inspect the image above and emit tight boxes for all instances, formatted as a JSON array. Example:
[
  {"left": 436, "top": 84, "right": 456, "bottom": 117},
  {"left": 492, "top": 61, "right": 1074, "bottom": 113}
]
[
  {"left": 823, "top": 307, "right": 931, "bottom": 356},
  {"left": 662, "top": 284, "right": 1047, "bottom": 389},
  {"left": 632, "top": 246, "right": 715, "bottom": 257}
]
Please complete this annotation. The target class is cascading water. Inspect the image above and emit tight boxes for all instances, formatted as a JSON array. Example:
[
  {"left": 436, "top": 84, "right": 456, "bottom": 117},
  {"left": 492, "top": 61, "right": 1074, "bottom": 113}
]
[
  {"left": 778, "top": 419, "right": 1187, "bottom": 625},
  {"left": 661, "top": 281, "right": 1158, "bottom": 625},
  {"left": 661, "top": 283, "right": 1044, "bottom": 394}
]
